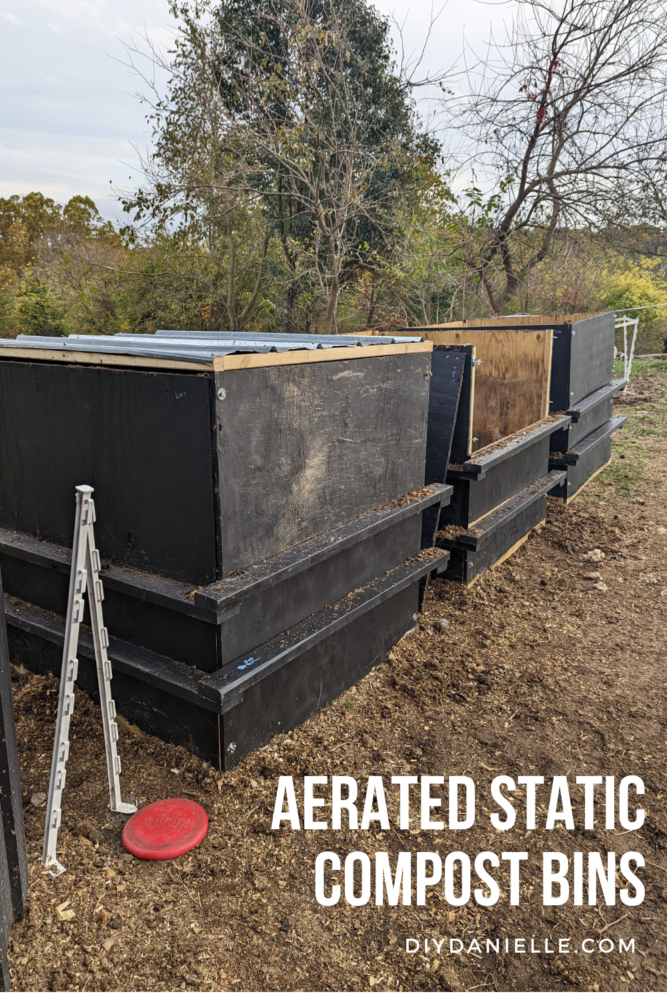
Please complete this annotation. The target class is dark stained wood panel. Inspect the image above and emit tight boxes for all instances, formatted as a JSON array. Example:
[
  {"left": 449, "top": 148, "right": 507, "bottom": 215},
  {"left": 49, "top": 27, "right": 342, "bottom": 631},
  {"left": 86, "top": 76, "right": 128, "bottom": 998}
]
[
  {"left": 0, "top": 361, "right": 218, "bottom": 583},
  {"left": 425, "top": 348, "right": 467, "bottom": 482},
  {"left": 215, "top": 354, "right": 430, "bottom": 572}
]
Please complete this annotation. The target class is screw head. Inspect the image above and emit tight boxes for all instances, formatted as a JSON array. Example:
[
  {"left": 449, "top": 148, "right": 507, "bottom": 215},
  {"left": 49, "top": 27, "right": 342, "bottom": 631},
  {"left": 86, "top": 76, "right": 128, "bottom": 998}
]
[{"left": 217, "top": 387, "right": 227, "bottom": 401}]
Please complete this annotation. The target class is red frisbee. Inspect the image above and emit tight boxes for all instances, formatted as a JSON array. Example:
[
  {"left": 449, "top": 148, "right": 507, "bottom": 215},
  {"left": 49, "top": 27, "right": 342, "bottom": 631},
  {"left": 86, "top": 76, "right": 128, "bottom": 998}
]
[{"left": 122, "top": 798, "right": 208, "bottom": 860}]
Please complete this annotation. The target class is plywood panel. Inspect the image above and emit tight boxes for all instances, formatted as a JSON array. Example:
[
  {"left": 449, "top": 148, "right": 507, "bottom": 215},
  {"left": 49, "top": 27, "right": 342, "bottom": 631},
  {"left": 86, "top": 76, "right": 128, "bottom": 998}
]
[
  {"left": 423, "top": 328, "right": 553, "bottom": 450},
  {"left": 422, "top": 312, "right": 596, "bottom": 329},
  {"left": 215, "top": 353, "right": 430, "bottom": 573},
  {"left": 0, "top": 361, "right": 219, "bottom": 583}
]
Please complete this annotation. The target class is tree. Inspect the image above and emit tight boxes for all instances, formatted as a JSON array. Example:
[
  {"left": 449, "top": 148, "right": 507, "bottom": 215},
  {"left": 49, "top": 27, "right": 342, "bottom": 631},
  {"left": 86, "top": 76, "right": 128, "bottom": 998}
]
[
  {"left": 125, "top": 0, "right": 441, "bottom": 334},
  {"left": 0, "top": 193, "right": 134, "bottom": 338},
  {"left": 450, "top": 0, "right": 667, "bottom": 315}
]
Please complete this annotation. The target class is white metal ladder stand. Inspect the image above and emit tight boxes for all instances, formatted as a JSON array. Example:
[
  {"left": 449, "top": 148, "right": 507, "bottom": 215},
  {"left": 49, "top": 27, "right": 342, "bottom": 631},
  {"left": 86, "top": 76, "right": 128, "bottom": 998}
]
[{"left": 41, "top": 486, "right": 136, "bottom": 877}]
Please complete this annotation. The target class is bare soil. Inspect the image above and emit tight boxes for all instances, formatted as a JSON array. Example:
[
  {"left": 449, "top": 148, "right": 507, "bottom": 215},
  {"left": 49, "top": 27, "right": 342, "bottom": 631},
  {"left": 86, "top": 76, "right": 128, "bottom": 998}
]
[{"left": 6, "top": 363, "right": 667, "bottom": 993}]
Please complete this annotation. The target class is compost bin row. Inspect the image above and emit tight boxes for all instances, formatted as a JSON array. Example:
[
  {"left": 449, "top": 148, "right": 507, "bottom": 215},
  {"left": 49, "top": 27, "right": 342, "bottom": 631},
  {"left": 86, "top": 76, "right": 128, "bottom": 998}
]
[
  {"left": 0, "top": 317, "right": 625, "bottom": 768},
  {"left": 0, "top": 332, "right": 451, "bottom": 769},
  {"left": 401, "top": 311, "right": 626, "bottom": 585}
]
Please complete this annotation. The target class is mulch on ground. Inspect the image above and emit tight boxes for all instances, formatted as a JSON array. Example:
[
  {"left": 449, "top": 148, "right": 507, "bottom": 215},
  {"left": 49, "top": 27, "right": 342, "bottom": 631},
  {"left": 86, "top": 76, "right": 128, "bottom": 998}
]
[{"left": 6, "top": 363, "right": 667, "bottom": 992}]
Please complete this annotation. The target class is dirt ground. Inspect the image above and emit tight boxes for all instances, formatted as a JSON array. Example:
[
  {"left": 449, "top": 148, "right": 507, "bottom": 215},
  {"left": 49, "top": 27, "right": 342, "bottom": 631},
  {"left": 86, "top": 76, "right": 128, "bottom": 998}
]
[{"left": 6, "top": 361, "right": 667, "bottom": 992}]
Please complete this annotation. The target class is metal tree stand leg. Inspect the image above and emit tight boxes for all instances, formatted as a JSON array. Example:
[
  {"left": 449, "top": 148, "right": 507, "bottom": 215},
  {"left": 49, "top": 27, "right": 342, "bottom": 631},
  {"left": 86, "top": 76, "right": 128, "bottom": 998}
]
[{"left": 41, "top": 486, "right": 136, "bottom": 877}]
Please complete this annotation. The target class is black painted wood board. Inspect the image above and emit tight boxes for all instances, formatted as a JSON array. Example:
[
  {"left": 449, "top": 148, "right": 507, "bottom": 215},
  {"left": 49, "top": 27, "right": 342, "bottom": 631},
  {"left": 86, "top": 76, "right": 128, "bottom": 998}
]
[
  {"left": 550, "top": 378, "right": 626, "bottom": 453},
  {"left": 444, "top": 346, "right": 476, "bottom": 465},
  {"left": 0, "top": 530, "right": 217, "bottom": 624},
  {"left": 5, "top": 623, "right": 221, "bottom": 768},
  {"left": 440, "top": 471, "right": 566, "bottom": 584},
  {"left": 549, "top": 314, "right": 615, "bottom": 411},
  {"left": 0, "top": 487, "right": 450, "bottom": 673},
  {"left": 214, "top": 353, "right": 431, "bottom": 572},
  {"left": 425, "top": 349, "right": 467, "bottom": 484},
  {"left": 203, "top": 548, "right": 449, "bottom": 712},
  {"left": 214, "top": 514, "right": 425, "bottom": 668},
  {"left": 566, "top": 377, "right": 627, "bottom": 422},
  {"left": 441, "top": 423, "right": 569, "bottom": 529},
  {"left": 4, "top": 595, "right": 216, "bottom": 711},
  {"left": 5, "top": 549, "right": 447, "bottom": 768},
  {"left": 220, "top": 583, "right": 419, "bottom": 768},
  {"left": 0, "top": 360, "right": 218, "bottom": 584},
  {"left": 194, "top": 484, "right": 451, "bottom": 613},
  {"left": 0, "top": 554, "right": 218, "bottom": 672},
  {"left": 548, "top": 416, "right": 626, "bottom": 500},
  {"left": 568, "top": 314, "right": 616, "bottom": 408},
  {"left": 0, "top": 821, "right": 12, "bottom": 991},
  {"left": 449, "top": 415, "right": 570, "bottom": 478},
  {"left": 0, "top": 568, "right": 28, "bottom": 926},
  {"left": 549, "top": 415, "right": 627, "bottom": 467}
]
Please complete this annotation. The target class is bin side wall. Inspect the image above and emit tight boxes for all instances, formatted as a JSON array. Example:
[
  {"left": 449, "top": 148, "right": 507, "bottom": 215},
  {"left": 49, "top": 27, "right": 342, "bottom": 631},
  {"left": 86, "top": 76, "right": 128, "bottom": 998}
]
[
  {"left": 0, "top": 362, "right": 218, "bottom": 583},
  {"left": 215, "top": 355, "right": 429, "bottom": 572},
  {"left": 222, "top": 582, "right": 419, "bottom": 767},
  {"left": 570, "top": 314, "right": 616, "bottom": 406}
]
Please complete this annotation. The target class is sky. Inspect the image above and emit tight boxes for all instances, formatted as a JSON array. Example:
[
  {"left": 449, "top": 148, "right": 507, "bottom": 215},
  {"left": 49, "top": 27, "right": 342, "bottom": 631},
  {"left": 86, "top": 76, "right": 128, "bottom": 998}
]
[{"left": 0, "top": 0, "right": 515, "bottom": 223}]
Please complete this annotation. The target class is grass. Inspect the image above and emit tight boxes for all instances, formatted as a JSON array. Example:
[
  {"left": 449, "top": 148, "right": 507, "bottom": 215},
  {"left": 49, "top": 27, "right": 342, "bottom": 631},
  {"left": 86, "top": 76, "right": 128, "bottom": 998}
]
[
  {"left": 597, "top": 455, "right": 648, "bottom": 497},
  {"left": 614, "top": 358, "right": 667, "bottom": 377}
]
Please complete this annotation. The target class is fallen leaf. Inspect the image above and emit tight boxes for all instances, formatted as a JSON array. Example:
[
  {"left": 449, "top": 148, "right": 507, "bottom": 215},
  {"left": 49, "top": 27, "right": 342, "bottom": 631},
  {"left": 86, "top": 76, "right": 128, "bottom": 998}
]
[
  {"left": 102, "top": 934, "right": 120, "bottom": 952},
  {"left": 30, "top": 792, "right": 46, "bottom": 807}
]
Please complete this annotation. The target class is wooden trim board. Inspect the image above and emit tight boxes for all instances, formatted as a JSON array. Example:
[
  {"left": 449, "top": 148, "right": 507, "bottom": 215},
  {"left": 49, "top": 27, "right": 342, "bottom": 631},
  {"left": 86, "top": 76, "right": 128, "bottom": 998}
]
[
  {"left": 0, "top": 347, "right": 210, "bottom": 371},
  {"left": 0, "top": 341, "right": 431, "bottom": 373},
  {"left": 213, "top": 342, "right": 431, "bottom": 370},
  {"left": 415, "top": 313, "right": 598, "bottom": 330}
]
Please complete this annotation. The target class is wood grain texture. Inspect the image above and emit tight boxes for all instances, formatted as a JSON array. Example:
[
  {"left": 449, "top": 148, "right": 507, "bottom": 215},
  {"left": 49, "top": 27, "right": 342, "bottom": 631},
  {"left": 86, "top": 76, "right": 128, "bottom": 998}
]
[
  {"left": 215, "top": 354, "right": 430, "bottom": 572},
  {"left": 0, "top": 347, "right": 210, "bottom": 371},
  {"left": 423, "top": 328, "right": 553, "bottom": 449},
  {"left": 0, "top": 341, "right": 430, "bottom": 373},
  {"left": 0, "top": 361, "right": 218, "bottom": 583},
  {"left": 213, "top": 342, "right": 431, "bottom": 370},
  {"left": 418, "top": 312, "right": 597, "bottom": 330},
  {"left": 413, "top": 312, "right": 615, "bottom": 413}
]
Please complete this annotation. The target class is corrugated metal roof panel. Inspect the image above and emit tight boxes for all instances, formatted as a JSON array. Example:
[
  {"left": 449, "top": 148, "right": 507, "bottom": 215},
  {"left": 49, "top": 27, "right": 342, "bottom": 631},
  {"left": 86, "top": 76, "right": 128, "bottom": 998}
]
[{"left": 1, "top": 329, "right": 423, "bottom": 366}]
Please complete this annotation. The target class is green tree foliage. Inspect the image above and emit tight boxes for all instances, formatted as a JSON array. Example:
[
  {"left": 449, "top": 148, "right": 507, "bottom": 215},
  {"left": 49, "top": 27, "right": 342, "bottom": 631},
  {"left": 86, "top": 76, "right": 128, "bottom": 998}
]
[
  {"left": 124, "top": 0, "right": 441, "bottom": 333},
  {"left": 0, "top": 193, "right": 133, "bottom": 338}
]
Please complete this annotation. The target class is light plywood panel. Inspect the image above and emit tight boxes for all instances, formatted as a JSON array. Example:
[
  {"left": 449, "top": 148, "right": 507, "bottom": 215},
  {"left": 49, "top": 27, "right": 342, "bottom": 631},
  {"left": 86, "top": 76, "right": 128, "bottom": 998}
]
[
  {"left": 423, "top": 312, "right": 596, "bottom": 329},
  {"left": 423, "top": 327, "right": 553, "bottom": 450}
]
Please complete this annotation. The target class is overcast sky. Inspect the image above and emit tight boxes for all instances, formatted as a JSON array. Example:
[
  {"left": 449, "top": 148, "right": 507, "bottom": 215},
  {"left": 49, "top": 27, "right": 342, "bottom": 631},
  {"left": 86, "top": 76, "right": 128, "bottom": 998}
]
[{"left": 0, "top": 0, "right": 513, "bottom": 222}]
